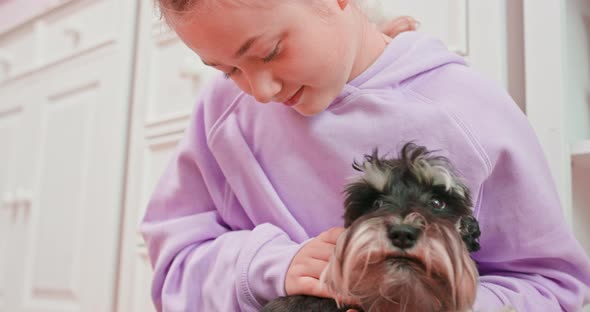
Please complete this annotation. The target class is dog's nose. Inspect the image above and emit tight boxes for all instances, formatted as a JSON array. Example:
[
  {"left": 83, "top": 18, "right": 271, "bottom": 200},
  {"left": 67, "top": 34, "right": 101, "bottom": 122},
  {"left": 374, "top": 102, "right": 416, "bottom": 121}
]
[{"left": 388, "top": 225, "right": 420, "bottom": 249}]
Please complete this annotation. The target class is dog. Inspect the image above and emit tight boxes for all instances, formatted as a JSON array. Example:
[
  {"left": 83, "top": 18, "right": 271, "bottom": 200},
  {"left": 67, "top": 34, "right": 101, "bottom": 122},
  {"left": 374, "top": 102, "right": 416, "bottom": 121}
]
[{"left": 262, "top": 143, "right": 483, "bottom": 312}]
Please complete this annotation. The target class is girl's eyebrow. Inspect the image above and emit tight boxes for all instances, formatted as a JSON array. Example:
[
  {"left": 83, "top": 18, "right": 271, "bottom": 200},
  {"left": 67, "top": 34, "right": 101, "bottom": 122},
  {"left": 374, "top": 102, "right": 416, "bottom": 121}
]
[
  {"left": 201, "top": 59, "right": 218, "bottom": 67},
  {"left": 235, "top": 35, "right": 261, "bottom": 58},
  {"left": 201, "top": 34, "right": 266, "bottom": 67}
]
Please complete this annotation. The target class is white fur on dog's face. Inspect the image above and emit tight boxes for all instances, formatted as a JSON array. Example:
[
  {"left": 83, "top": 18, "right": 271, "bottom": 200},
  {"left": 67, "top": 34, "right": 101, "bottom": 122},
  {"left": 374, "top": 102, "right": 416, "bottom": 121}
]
[
  {"left": 320, "top": 212, "right": 478, "bottom": 312},
  {"left": 355, "top": 160, "right": 391, "bottom": 192},
  {"left": 325, "top": 144, "right": 480, "bottom": 312},
  {"left": 412, "top": 157, "right": 466, "bottom": 198}
]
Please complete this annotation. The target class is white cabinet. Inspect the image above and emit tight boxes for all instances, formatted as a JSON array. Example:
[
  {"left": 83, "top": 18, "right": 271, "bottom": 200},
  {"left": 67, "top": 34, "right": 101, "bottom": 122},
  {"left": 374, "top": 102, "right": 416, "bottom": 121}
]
[
  {"left": 564, "top": 0, "right": 590, "bottom": 263},
  {"left": 11, "top": 49, "right": 125, "bottom": 312},
  {"left": 0, "top": 0, "right": 136, "bottom": 311},
  {"left": 0, "top": 78, "right": 30, "bottom": 311},
  {"left": 116, "top": 1, "right": 217, "bottom": 311}
]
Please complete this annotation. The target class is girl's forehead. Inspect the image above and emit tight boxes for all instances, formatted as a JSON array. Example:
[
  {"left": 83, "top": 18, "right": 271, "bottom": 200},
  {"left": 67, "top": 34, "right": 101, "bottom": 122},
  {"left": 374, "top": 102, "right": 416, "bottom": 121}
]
[
  {"left": 170, "top": 4, "right": 288, "bottom": 61},
  {"left": 172, "top": 2, "right": 324, "bottom": 46},
  {"left": 163, "top": 0, "right": 327, "bottom": 27},
  {"left": 161, "top": 0, "right": 277, "bottom": 19}
]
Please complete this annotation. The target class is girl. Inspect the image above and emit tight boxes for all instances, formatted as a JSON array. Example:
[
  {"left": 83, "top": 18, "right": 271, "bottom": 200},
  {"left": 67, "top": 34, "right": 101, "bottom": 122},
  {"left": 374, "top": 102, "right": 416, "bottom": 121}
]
[{"left": 141, "top": 0, "right": 590, "bottom": 311}]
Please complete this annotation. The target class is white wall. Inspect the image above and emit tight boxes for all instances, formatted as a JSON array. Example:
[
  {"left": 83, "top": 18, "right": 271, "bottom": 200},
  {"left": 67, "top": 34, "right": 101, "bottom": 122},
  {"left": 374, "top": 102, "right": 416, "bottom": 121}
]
[{"left": 565, "top": 0, "right": 590, "bottom": 142}]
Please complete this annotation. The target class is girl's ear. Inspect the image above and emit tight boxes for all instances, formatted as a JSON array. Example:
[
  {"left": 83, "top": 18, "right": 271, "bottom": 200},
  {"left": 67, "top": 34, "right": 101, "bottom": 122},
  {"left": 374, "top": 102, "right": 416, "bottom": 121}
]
[{"left": 337, "top": 0, "right": 350, "bottom": 10}]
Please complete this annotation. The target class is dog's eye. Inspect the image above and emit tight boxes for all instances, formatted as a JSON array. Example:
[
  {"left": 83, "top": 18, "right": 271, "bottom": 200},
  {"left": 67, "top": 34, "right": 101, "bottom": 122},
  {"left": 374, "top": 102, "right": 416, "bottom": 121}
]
[
  {"left": 430, "top": 199, "right": 446, "bottom": 210},
  {"left": 373, "top": 199, "right": 384, "bottom": 209}
]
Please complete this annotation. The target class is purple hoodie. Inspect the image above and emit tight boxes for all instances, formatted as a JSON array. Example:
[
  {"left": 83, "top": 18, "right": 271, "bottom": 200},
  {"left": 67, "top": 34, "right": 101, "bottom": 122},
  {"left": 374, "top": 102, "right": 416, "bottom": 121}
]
[{"left": 141, "top": 31, "right": 590, "bottom": 311}]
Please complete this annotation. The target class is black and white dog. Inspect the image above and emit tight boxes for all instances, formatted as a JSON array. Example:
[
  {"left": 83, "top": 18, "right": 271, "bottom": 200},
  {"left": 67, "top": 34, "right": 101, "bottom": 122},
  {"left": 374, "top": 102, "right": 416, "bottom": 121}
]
[{"left": 262, "top": 143, "right": 482, "bottom": 312}]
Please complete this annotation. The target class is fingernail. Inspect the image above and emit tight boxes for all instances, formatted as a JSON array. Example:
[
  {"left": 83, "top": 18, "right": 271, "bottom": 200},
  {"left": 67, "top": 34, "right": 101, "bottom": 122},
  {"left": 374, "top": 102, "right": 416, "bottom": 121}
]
[{"left": 414, "top": 21, "right": 421, "bottom": 30}]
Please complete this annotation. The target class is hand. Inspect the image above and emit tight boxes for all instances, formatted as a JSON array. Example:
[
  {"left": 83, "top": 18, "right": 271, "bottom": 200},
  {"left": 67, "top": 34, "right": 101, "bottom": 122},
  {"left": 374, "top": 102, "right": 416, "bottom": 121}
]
[
  {"left": 285, "top": 227, "right": 344, "bottom": 298},
  {"left": 380, "top": 16, "right": 420, "bottom": 38}
]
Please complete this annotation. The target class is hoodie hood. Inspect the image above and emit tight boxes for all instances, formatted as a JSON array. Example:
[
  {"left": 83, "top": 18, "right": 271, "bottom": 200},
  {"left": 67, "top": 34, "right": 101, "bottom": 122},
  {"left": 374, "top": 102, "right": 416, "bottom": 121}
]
[{"left": 345, "top": 31, "right": 467, "bottom": 91}]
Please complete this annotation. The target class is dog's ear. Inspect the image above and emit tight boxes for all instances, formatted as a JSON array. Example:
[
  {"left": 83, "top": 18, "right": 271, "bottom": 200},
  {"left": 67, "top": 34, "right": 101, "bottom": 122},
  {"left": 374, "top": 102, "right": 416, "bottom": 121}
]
[
  {"left": 459, "top": 215, "right": 481, "bottom": 252},
  {"left": 343, "top": 150, "right": 390, "bottom": 227}
]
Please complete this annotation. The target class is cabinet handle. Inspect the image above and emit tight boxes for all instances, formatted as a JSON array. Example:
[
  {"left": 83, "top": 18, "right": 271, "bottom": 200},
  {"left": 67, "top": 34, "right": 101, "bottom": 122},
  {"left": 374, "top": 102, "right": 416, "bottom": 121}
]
[
  {"left": 63, "top": 24, "right": 82, "bottom": 47},
  {"left": 15, "top": 188, "right": 33, "bottom": 208},
  {"left": 0, "top": 52, "right": 13, "bottom": 73},
  {"left": 2, "top": 191, "right": 15, "bottom": 209}
]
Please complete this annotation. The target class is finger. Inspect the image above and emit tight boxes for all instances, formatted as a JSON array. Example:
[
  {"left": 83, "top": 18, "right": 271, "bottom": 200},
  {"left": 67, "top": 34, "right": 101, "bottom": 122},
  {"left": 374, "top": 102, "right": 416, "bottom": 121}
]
[
  {"left": 297, "top": 276, "right": 334, "bottom": 299},
  {"left": 392, "top": 16, "right": 418, "bottom": 30},
  {"left": 318, "top": 227, "right": 346, "bottom": 244},
  {"left": 289, "top": 255, "right": 329, "bottom": 279},
  {"left": 339, "top": 295, "right": 361, "bottom": 306},
  {"left": 380, "top": 16, "right": 420, "bottom": 37},
  {"left": 306, "top": 240, "right": 338, "bottom": 261},
  {"left": 298, "top": 257, "right": 330, "bottom": 279},
  {"left": 382, "top": 21, "right": 414, "bottom": 37}
]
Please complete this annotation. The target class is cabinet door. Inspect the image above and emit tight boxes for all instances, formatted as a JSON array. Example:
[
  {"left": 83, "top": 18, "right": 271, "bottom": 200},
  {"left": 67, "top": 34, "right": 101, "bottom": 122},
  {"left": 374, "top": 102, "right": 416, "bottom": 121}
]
[
  {"left": 13, "top": 46, "right": 128, "bottom": 312},
  {"left": 0, "top": 83, "right": 30, "bottom": 312}
]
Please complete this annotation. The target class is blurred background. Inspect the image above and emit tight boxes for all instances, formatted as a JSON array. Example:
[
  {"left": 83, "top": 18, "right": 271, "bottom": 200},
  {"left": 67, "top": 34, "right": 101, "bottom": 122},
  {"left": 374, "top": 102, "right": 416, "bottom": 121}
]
[{"left": 0, "top": 0, "right": 588, "bottom": 311}]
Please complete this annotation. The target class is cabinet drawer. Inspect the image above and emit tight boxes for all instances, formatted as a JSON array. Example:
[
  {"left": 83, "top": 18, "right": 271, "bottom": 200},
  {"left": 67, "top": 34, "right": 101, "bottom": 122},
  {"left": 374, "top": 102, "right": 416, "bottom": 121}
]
[
  {"left": 0, "top": 24, "right": 36, "bottom": 81},
  {"left": 41, "top": 0, "right": 115, "bottom": 62}
]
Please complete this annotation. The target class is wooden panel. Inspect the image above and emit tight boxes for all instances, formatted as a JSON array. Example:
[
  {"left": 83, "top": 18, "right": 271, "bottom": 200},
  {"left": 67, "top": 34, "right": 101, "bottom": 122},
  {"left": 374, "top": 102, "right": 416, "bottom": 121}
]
[
  {"left": 0, "top": 23, "right": 36, "bottom": 81},
  {"left": 22, "top": 81, "right": 97, "bottom": 311},
  {"left": 39, "top": 0, "right": 116, "bottom": 65},
  {"left": 16, "top": 47, "right": 126, "bottom": 312}
]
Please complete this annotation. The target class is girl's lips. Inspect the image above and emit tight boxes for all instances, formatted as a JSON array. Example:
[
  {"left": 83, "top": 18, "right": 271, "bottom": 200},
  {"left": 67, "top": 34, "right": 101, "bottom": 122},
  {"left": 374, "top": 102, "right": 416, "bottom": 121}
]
[{"left": 283, "top": 87, "right": 303, "bottom": 107}]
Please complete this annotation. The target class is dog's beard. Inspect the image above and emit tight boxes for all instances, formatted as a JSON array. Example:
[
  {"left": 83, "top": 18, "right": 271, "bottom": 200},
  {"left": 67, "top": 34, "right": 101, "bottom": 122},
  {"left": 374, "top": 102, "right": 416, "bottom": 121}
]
[{"left": 320, "top": 212, "right": 479, "bottom": 312}]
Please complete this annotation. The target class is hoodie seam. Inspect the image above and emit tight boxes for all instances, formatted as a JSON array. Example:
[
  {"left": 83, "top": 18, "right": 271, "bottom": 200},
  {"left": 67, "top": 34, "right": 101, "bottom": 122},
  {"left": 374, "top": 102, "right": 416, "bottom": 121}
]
[
  {"left": 403, "top": 87, "right": 492, "bottom": 175},
  {"left": 328, "top": 86, "right": 409, "bottom": 112},
  {"left": 207, "top": 91, "right": 249, "bottom": 145},
  {"left": 401, "top": 87, "right": 491, "bottom": 219}
]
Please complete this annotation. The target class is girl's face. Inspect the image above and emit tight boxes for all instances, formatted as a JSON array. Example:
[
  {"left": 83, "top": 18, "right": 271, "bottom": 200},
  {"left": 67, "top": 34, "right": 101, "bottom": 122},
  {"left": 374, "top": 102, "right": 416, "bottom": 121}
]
[{"left": 171, "top": 0, "right": 371, "bottom": 116}]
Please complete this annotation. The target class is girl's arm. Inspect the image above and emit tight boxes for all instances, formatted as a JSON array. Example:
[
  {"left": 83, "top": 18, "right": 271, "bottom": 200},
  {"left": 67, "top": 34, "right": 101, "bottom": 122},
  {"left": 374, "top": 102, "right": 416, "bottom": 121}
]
[{"left": 140, "top": 84, "right": 302, "bottom": 312}]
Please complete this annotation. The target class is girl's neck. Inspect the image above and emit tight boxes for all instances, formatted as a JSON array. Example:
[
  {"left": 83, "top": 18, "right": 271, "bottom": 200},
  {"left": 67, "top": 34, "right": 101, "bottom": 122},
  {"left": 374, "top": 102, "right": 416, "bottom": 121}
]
[{"left": 348, "top": 15, "right": 389, "bottom": 82}]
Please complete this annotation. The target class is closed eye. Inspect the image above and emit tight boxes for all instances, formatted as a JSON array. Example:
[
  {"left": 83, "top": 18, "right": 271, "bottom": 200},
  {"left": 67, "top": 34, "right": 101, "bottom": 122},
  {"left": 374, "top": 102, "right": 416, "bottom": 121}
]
[
  {"left": 223, "top": 67, "right": 238, "bottom": 79},
  {"left": 223, "top": 41, "right": 281, "bottom": 78},
  {"left": 262, "top": 42, "right": 281, "bottom": 63}
]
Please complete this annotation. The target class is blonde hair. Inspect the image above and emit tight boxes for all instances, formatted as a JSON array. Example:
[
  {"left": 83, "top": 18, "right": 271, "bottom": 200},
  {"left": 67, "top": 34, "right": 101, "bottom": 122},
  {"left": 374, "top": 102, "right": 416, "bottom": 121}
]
[
  {"left": 156, "top": 0, "right": 388, "bottom": 26},
  {"left": 156, "top": 0, "right": 277, "bottom": 26}
]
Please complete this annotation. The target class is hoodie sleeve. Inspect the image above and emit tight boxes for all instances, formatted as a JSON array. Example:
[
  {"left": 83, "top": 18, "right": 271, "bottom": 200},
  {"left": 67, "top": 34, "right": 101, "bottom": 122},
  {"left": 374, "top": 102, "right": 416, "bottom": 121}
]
[
  {"left": 406, "top": 63, "right": 590, "bottom": 311},
  {"left": 470, "top": 125, "right": 590, "bottom": 312},
  {"left": 140, "top": 86, "right": 302, "bottom": 312}
]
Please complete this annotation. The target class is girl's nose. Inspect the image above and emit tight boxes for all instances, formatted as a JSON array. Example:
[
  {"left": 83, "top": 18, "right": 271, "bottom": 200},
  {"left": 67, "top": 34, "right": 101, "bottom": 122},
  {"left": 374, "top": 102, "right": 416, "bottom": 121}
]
[{"left": 248, "top": 70, "right": 281, "bottom": 103}]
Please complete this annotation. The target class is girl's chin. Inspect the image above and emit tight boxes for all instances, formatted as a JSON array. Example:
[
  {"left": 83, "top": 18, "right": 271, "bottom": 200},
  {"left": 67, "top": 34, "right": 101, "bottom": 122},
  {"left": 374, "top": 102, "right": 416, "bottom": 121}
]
[{"left": 293, "top": 102, "right": 328, "bottom": 116}]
